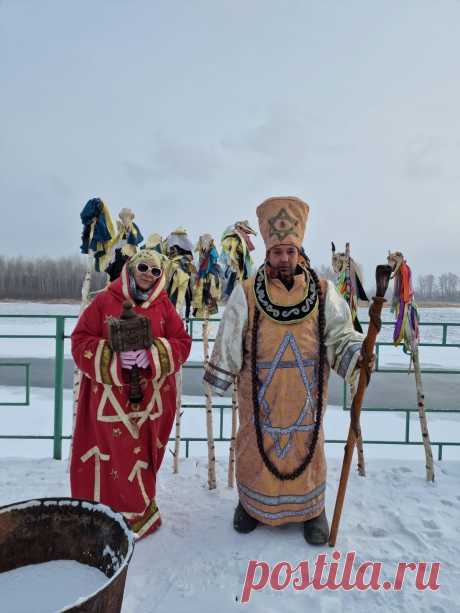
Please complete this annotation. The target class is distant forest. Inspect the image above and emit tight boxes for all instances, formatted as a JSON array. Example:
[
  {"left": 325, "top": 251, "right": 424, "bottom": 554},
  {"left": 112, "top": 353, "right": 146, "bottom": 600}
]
[
  {"left": 0, "top": 255, "right": 106, "bottom": 300},
  {"left": 0, "top": 256, "right": 459, "bottom": 303}
]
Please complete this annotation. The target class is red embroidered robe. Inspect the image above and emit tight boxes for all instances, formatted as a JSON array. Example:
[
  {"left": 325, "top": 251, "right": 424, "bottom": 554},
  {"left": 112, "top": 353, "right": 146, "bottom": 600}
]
[{"left": 70, "top": 265, "right": 191, "bottom": 538}]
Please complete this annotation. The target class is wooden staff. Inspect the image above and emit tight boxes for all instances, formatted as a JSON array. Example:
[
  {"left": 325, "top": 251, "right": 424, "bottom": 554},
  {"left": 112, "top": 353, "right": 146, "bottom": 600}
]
[
  {"left": 329, "top": 264, "right": 392, "bottom": 547},
  {"left": 413, "top": 349, "right": 435, "bottom": 481},
  {"left": 203, "top": 307, "right": 217, "bottom": 489},
  {"left": 345, "top": 243, "right": 366, "bottom": 477},
  {"left": 228, "top": 381, "right": 238, "bottom": 488}
]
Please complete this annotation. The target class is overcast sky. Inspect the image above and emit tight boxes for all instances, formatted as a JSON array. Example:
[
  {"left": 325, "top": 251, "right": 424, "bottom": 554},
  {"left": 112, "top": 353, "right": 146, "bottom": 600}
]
[{"left": 1, "top": 0, "right": 459, "bottom": 281}]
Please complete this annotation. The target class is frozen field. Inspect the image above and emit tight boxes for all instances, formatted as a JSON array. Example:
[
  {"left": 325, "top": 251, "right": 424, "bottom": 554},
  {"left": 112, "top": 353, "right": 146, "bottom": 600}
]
[{"left": 0, "top": 303, "right": 459, "bottom": 370}]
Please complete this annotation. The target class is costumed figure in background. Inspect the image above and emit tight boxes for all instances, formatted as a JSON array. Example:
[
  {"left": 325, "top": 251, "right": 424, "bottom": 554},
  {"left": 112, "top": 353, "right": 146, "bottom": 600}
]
[
  {"left": 192, "top": 234, "right": 222, "bottom": 489},
  {"left": 70, "top": 249, "right": 191, "bottom": 539},
  {"left": 80, "top": 198, "right": 116, "bottom": 274},
  {"left": 220, "top": 220, "right": 257, "bottom": 303},
  {"left": 164, "top": 227, "right": 196, "bottom": 473},
  {"left": 68, "top": 198, "right": 116, "bottom": 467},
  {"left": 388, "top": 251, "right": 434, "bottom": 481},
  {"left": 105, "top": 208, "right": 144, "bottom": 282},
  {"left": 331, "top": 242, "right": 368, "bottom": 333},
  {"left": 219, "top": 220, "right": 257, "bottom": 487},
  {"left": 143, "top": 233, "right": 168, "bottom": 257},
  {"left": 331, "top": 242, "right": 369, "bottom": 476},
  {"left": 165, "top": 227, "right": 196, "bottom": 319},
  {"left": 192, "top": 234, "right": 221, "bottom": 319},
  {"left": 204, "top": 197, "right": 368, "bottom": 545}
]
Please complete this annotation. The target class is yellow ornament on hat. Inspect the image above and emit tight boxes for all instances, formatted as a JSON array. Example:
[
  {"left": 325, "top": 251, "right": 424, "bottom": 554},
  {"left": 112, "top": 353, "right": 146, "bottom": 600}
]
[{"left": 256, "top": 196, "right": 309, "bottom": 251}]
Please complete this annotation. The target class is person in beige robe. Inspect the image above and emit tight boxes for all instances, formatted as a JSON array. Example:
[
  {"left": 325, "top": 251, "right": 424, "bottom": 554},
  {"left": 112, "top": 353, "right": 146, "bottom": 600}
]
[{"left": 204, "top": 196, "right": 367, "bottom": 545}]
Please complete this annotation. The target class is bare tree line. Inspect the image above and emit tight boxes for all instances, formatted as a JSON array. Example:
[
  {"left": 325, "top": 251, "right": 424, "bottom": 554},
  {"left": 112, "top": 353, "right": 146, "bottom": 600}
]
[
  {"left": 0, "top": 255, "right": 105, "bottom": 300},
  {"left": 416, "top": 273, "right": 460, "bottom": 302},
  {"left": 0, "top": 256, "right": 459, "bottom": 303},
  {"left": 318, "top": 265, "right": 460, "bottom": 304}
]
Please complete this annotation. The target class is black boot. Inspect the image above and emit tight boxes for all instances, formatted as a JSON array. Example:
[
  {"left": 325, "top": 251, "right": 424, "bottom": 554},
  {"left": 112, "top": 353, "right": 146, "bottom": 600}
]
[
  {"left": 303, "top": 510, "right": 329, "bottom": 545},
  {"left": 233, "top": 502, "right": 259, "bottom": 533}
]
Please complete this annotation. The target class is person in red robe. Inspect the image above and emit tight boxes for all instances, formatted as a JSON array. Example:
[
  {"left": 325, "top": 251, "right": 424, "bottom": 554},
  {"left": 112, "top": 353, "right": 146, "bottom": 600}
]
[{"left": 70, "top": 249, "right": 192, "bottom": 539}]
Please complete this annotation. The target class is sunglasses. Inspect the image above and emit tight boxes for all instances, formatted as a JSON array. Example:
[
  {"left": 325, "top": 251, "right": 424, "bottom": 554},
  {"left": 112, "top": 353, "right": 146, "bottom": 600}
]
[{"left": 136, "top": 262, "right": 162, "bottom": 277}]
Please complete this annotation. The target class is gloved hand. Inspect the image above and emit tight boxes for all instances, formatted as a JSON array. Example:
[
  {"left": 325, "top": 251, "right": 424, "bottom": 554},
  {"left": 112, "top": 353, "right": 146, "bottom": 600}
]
[
  {"left": 136, "top": 349, "right": 150, "bottom": 369},
  {"left": 120, "top": 350, "right": 139, "bottom": 370}
]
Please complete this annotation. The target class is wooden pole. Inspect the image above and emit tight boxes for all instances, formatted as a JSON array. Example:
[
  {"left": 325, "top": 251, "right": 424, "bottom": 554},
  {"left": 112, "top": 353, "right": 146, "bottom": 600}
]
[
  {"left": 412, "top": 349, "right": 435, "bottom": 481},
  {"left": 329, "top": 264, "right": 392, "bottom": 547},
  {"left": 228, "top": 381, "right": 238, "bottom": 488},
  {"left": 68, "top": 247, "right": 94, "bottom": 470},
  {"left": 173, "top": 367, "right": 182, "bottom": 473},
  {"left": 203, "top": 307, "right": 217, "bottom": 489}
]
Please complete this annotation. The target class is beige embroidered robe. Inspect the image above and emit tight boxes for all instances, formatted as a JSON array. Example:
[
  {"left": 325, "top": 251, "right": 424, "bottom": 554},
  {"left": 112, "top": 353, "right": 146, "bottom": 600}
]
[{"left": 205, "top": 268, "right": 364, "bottom": 526}]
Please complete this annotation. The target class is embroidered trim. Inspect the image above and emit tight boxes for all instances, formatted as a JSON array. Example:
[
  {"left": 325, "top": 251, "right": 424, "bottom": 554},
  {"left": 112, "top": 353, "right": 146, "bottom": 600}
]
[
  {"left": 207, "top": 361, "right": 233, "bottom": 377},
  {"left": 100, "top": 342, "right": 113, "bottom": 385},
  {"left": 135, "top": 510, "right": 161, "bottom": 538},
  {"left": 121, "top": 267, "right": 132, "bottom": 303},
  {"left": 149, "top": 344, "right": 162, "bottom": 382},
  {"left": 203, "top": 370, "right": 232, "bottom": 391},
  {"left": 94, "top": 339, "right": 105, "bottom": 383},
  {"left": 158, "top": 337, "right": 175, "bottom": 374},
  {"left": 252, "top": 265, "right": 318, "bottom": 324},
  {"left": 153, "top": 338, "right": 170, "bottom": 378},
  {"left": 129, "top": 499, "right": 161, "bottom": 536},
  {"left": 244, "top": 499, "right": 325, "bottom": 521},
  {"left": 110, "top": 352, "right": 123, "bottom": 387},
  {"left": 337, "top": 343, "right": 362, "bottom": 379},
  {"left": 204, "top": 362, "right": 234, "bottom": 391},
  {"left": 237, "top": 480, "right": 326, "bottom": 506},
  {"left": 128, "top": 460, "right": 150, "bottom": 507},
  {"left": 80, "top": 446, "right": 110, "bottom": 502},
  {"left": 96, "top": 380, "right": 164, "bottom": 439},
  {"left": 256, "top": 331, "right": 317, "bottom": 459},
  {"left": 257, "top": 358, "right": 316, "bottom": 370}
]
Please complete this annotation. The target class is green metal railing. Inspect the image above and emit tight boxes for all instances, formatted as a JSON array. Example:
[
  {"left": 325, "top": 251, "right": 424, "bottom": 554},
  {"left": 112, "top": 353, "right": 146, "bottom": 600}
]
[
  {"left": 1, "top": 315, "right": 459, "bottom": 460},
  {"left": 0, "top": 363, "right": 30, "bottom": 406}
]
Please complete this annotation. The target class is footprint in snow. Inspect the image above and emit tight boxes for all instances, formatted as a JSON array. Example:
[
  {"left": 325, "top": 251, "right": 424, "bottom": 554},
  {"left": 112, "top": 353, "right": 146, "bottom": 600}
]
[
  {"left": 422, "top": 519, "right": 439, "bottom": 530},
  {"left": 371, "top": 527, "right": 387, "bottom": 538}
]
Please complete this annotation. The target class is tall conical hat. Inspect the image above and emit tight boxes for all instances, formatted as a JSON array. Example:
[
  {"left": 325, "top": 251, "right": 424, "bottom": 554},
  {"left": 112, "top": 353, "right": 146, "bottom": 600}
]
[{"left": 256, "top": 196, "right": 309, "bottom": 251}]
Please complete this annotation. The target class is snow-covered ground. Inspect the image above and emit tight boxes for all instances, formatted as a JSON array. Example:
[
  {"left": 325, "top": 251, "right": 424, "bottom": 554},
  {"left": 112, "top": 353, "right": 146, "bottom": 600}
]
[{"left": 0, "top": 455, "right": 458, "bottom": 612}]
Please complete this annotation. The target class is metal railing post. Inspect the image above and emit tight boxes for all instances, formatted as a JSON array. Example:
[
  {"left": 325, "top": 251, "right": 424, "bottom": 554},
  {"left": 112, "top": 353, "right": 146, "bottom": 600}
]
[{"left": 53, "top": 316, "right": 65, "bottom": 460}]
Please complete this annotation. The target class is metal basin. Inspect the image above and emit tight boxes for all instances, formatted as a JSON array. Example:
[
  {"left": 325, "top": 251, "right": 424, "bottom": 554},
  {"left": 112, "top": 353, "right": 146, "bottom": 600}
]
[{"left": 0, "top": 497, "right": 135, "bottom": 612}]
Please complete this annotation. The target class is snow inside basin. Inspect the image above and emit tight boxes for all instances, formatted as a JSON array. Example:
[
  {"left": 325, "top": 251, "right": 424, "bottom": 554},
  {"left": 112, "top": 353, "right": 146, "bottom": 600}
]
[{"left": 0, "top": 497, "right": 135, "bottom": 612}]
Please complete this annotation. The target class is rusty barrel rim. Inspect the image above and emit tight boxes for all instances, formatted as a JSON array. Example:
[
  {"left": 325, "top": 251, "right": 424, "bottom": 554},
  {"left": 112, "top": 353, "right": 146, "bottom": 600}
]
[{"left": 0, "top": 497, "right": 135, "bottom": 611}]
